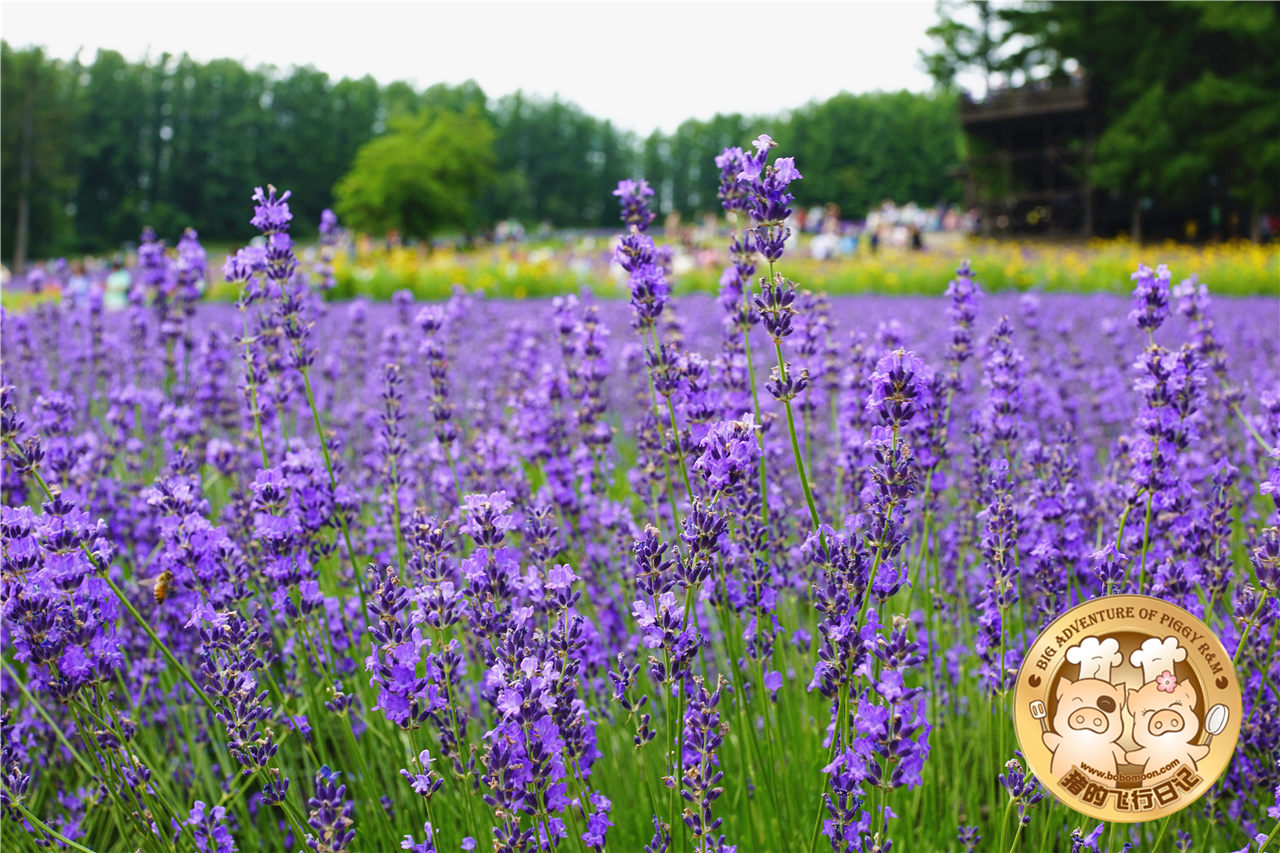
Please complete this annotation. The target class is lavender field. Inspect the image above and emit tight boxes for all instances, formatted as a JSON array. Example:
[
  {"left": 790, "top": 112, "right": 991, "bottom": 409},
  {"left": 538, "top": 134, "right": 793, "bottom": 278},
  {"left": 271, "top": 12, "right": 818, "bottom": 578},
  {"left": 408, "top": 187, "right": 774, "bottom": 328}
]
[{"left": 2, "top": 144, "right": 1279, "bottom": 853}]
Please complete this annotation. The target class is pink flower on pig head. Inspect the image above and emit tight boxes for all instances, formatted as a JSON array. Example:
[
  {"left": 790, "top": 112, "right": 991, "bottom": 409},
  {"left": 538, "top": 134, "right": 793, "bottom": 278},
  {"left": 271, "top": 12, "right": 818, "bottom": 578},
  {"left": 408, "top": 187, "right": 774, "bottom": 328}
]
[{"left": 1156, "top": 670, "right": 1177, "bottom": 693}]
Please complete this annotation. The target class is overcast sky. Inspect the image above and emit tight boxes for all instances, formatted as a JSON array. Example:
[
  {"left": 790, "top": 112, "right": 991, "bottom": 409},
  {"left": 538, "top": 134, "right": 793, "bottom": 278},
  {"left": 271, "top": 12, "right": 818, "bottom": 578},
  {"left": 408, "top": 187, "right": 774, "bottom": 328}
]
[{"left": 3, "top": 0, "right": 944, "bottom": 134}]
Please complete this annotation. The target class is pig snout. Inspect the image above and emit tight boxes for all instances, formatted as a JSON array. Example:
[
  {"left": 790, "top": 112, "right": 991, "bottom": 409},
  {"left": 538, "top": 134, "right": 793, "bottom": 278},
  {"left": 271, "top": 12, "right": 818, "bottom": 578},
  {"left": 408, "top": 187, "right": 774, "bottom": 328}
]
[
  {"left": 1068, "top": 706, "right": 1110, "bottom": 734},
  {"left": 1148, "top": 709, "right": 1184, "bottom": 735}
]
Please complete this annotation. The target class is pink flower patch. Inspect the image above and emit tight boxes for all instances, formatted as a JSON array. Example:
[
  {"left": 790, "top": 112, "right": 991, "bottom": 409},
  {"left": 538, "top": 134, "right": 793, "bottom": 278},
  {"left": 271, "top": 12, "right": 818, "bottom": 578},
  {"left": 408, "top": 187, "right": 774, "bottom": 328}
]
[{"left": 1156, "top": 670, "right": 1177, "bottom": 693}]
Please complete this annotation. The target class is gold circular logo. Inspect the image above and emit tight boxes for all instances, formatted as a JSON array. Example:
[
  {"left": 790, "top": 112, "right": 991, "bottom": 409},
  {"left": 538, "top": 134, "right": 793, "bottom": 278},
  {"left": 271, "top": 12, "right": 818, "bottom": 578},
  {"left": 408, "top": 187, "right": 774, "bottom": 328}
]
[{"left": 1012, "top": 595, "right": 1241, "bottom": 822}]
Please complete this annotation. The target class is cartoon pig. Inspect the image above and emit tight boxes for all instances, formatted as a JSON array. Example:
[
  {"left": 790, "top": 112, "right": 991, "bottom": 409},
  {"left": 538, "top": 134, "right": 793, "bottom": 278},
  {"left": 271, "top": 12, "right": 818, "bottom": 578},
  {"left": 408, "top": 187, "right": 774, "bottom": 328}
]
[
  {"left": 1043, "top": 677, "right": 1128, "bottom": 779},
  {"left": 1125, "top": 678, "right": 1209, "bottom": 778}
]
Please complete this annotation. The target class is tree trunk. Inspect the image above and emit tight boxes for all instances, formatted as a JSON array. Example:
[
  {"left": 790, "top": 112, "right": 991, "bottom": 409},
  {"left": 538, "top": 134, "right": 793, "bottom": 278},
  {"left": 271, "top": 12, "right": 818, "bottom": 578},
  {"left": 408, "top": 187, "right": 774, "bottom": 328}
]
[
  {"left": 13, "top": 100, "right": 34, "bottom": 275},
  {"left": 1251, "top": 200, "right": 1262, "bottom": 244},
  {"left": 14, "top": 191, "right": 29, "bottom": 276},
  {"left": 1130, "top": 199, "right": 1143, "bottom": 244},
  {"left": 1082, "top": 182, "right": 1093, "bottom": 239},
  {"left": 1081, "top": 138, "right": 1095, "bottom": 238}
]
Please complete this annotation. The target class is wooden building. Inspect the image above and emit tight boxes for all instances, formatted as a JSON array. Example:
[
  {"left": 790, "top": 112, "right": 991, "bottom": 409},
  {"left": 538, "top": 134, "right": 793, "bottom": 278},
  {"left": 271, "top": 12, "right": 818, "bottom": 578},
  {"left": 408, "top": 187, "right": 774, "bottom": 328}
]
[
  {"left": 959, "top": 77, "right": 1259, "bottom": 242},
  {"left": 959, "top": 78, "right": 1096, "bottom": 237}
]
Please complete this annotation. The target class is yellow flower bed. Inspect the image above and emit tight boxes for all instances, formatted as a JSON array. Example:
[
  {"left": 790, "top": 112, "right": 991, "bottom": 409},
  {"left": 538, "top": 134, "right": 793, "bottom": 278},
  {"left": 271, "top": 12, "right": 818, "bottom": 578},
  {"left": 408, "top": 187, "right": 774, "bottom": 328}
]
[{"left": 188, "top": 236, "right": 1280, "bottom": 303}]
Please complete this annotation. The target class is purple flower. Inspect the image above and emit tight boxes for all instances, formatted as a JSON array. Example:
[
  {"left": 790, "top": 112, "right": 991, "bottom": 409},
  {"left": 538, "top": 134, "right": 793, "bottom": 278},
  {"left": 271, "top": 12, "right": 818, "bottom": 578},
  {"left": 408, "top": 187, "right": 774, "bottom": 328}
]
[
  {"left": 694, "top": 415, "right": 761, "bottom": 493},
  {"left": 461, "top": 491, "right": 516, "bottom": 547},
  {"left": 867, "top": 349, "right": 929, "bottom": 428},
  {"left": 737, "top": 135, "right": 801, "bottom": 262},
  {"left": 401, "top": 750, "right": 443, "bottom": 799},
  {"left": 997, "top": 752, "right": 1044, "bottom": 828},
  {"left": 187, "top": 801, "right": 237, "bottom": 853},
  {"left": 613, "top": 179, "right": 656, "bottom": 231},
  {"left": 305, "top": 765, "right": 355, "bottom": 851},
  {"left": 1128, "top": 263, "right": 1171, "bottom": 332},
  {"left": 400, "top": 823, "right": 436, "bottom": 853},
  {"left": 250, "top": 185, "right": 293, "bottom": 232}
]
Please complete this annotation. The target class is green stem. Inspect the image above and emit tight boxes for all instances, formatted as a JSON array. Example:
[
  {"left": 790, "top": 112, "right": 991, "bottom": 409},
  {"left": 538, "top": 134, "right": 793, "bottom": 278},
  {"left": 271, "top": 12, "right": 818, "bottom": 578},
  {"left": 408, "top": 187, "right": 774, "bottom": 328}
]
[
  {"left": 773, "top": 340, "right": 821, "bottom": 532},
  {"left": 1, "top": 661, "right": 97, "bottom": 778},
  {"left": 7, "top": 441, "right": 221, "bottom": 716},
  {"left": 737, "top": 227, "right": 770, "bottom": 538},
  {"left": 1149, "top": 815, "right": 1172, "bottom": 851},
  {"left": 300, "top": 367, "right": 369, "bottom": 615},
  {"left": 1233, "top": 590, "right": 1271, "bottom": 666},
  {"left": 240, "top": 301, "right": 270, "bottom": 470},
  {"left": 389, "top": 457, "right": 406, "bottom": 573},
  {"left": 1257, "top": 816, "right": 1280, "bottom": 853},
  {"left": 1247, "top": 625, "right": 1280, "bottom": 725},
  {"left": 641, "top": 329, "right": 685, "bottom": 552},
  {"left": 1135, "top": 489, "right": 1155, "bottom": 594},
  {"left": 1107, "top": 495, "right": 1140, "bottom": 596},
  {"left": 101, "top": 574, "right": 220, "bottom": 717},
  {"left": 663, "top": 392, "right": 695, "bottom": 503},
  {"left": 1008, "top": 818, "right": 1025, "bottom": 853},
  {"left": 6, "top": 795, "right": 101, "bottom": 853},
  {"left": 998, "top": 797, "right": 1014, "bottom": 853},
  {"left": 808, "top": 691, "right": 848, "bottom": 853},
  {"left": 1219, "top": 376, "right": 1275, "bottom": 453}
]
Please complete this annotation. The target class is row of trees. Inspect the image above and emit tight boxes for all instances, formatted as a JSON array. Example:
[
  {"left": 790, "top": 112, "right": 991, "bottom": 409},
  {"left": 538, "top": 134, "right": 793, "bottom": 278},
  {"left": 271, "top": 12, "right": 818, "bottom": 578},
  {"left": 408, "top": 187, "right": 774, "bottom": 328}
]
[{"left": 1, "top": 42, "right": 963, "bottom": 266}]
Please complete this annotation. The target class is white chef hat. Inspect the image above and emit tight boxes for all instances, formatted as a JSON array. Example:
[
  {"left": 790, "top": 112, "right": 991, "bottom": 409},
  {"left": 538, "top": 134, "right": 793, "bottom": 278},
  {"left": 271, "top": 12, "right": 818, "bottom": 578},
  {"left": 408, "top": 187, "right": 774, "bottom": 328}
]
[
  {"left": 1065, "top": 636, "right": 1123, "bottom": 681},
  {"left": 1130, "top": 636, "right": 1187, "bottom": 684}
]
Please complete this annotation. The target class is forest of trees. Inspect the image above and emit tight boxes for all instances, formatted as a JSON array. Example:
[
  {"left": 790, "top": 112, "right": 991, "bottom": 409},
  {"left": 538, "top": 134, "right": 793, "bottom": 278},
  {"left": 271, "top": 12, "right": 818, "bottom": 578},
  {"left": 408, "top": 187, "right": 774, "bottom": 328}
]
[{"left": 0, "top": 42, "right": 963, "bottom": 267}]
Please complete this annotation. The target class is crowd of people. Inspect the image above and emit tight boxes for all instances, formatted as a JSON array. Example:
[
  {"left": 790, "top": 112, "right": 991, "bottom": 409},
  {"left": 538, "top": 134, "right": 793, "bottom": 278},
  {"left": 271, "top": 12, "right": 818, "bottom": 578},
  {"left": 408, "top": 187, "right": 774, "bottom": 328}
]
[
  {"left": 2, "top": 255, "right": 137, "bottom": 308},
  {"left": 665, "top": 199, "right": 979, "bottom": 263},
  {"left": 2, "top": 199, "right": 982, "bottom": 304}
]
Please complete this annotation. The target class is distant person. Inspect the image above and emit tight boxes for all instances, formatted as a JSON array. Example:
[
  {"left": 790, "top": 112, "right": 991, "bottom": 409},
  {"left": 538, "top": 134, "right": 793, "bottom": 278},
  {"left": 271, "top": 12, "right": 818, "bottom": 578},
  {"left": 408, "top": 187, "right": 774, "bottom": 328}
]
[
  {"left": 67, "top": 260, "right": 91, "bottom": 306},
  {"left": 809, "top": 205, "right": 824, "bottom": 233},
  {"left": 892, "top": 223, "right": 909, "bottom": 249},
  {"left": 105, "top": 257, "right": 130, "bottom": 310},
  {"left": 909, "top": 225, "right": 924, "bottom": 251},
  {"left": 664, "top": 210, "right": 682, "bottom": 240},
  {"left": 869, "top": 228, "right": 880, "bottom": 254},
  {"left": 810, "top": 232, "right": 837, "bottom": 261}
]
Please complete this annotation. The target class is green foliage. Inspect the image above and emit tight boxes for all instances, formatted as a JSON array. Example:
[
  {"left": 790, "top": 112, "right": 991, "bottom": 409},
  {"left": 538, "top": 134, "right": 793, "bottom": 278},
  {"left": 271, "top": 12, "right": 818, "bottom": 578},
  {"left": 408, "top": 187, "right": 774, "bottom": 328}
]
[
  {"left": 639, "top": 97, "right": 963, "bottom": 220},
  {"left": 786, "top": 90, "right": 962, "bottom": 214},
  {"left": 334, "top": 109, "right": 496, "bottom": 240},
  {"left": 485, "top": 92, "right": 636, "bottom": 226},
  {"left": 921, "top": 0, "right": 1009, "bottom": 92},
  {"left": 0, "top": 44, "right": 77, "bottom": 266}
]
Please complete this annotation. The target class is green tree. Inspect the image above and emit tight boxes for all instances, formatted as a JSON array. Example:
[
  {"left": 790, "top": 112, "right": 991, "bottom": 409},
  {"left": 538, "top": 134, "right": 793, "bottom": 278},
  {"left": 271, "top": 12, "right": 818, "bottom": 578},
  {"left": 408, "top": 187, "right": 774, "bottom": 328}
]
[
  {"left": 1, "top": 44, "right": 77, "bottom": 269},
  {"left": 68, "top": 49, "right": 155, "bottom": 249},
  {"left": 333, "top": 109, "right": 496, "bottom": 240},
  {"left": 920, "top": 0, "right": 1008, "bottom": 92},
  {"left": 487, "top": 92, "right": 636, "bottom": 227},
  {"left": 786, "top": 91, "right": 961, "bottom": 216}
]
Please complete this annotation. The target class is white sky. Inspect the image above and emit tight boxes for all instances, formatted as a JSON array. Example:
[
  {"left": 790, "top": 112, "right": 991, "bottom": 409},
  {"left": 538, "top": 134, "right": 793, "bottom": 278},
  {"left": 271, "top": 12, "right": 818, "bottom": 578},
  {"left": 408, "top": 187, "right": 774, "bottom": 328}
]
[{"left": 1, "top": 0, "right": 943, "bottom": 134}]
